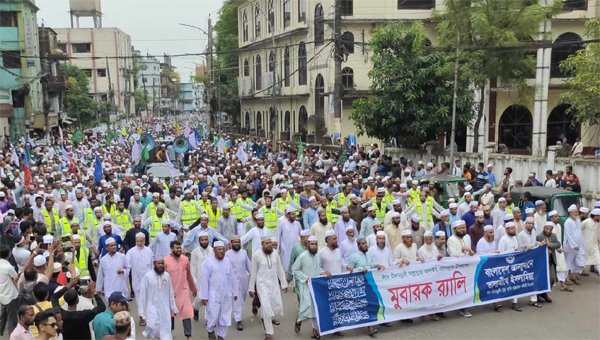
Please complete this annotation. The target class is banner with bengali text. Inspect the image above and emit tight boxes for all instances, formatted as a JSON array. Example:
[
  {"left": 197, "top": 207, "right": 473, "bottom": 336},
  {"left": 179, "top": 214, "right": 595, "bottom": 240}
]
[{"left": 309, "top": 246, "right": 550, "bottom": 335}]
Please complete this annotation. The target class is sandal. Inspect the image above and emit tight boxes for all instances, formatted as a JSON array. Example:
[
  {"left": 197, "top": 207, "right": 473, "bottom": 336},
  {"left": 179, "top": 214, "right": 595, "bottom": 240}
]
[
  {"left": 272, "top": 319, "right": 280, "bottom": 325},
  {"left": 252, "top": 306, "right": 258, "bottom": 316},
  {"left": 368, "top": 326, "right": 378, "bottom": 337},
  {"left": 528, "top": 302, "right": 543, "bottom": 308},
  {"left": 560, "top": 286, "right": 574, "bottom": 292},
  {"left": 311, "top": 329, "right": 321, "bottom": 339},
  {"left": 295, "top": 321, "right": 301, "bottom": 334}
]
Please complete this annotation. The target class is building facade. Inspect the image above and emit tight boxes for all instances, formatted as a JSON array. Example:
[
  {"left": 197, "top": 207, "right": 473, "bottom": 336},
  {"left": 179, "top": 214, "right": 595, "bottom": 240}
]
[
  {"left": 235, "top": 0, "right": 599, "bottom": 154},
  {"left": 179, "top": 81, "right": 205, "bottom": 113},
  {"left": 55, "top": 27, "right": 135, "bottom": 118},
  {"left": 37, "top": 27, "right": 66, "bottom": 132},
  {"left": 135, "top": 51, "right": 161, "bottom": 114},
  {"left": 0, "top": 0, "right": 44, "bottom": 139}
]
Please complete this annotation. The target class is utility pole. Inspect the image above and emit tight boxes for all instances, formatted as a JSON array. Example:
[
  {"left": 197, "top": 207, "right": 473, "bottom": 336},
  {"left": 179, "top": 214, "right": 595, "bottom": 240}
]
[
  {"left": 449, "top": 32, "right": 460, "bottom": 168},
  {"left": 207, "top": 16, "right": 214, "bottom": 130},
  {"left": 106, "top": 57, "right": 116, "bottom": 129},
  {"left": 333, "top": 0, "right": 343, "bottom": 121}
]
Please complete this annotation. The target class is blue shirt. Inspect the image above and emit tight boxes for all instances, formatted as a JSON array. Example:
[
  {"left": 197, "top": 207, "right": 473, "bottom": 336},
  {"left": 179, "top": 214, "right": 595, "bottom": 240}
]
[
  {"left": 98, "top": 234, "right": 123, "bottom": 257},
  {"left": 92, "top": 309, "right": 115, "bottom": 340},
  {"left": 140, "top": 194, "right": 152, "bottom": 212},
  {"left": 433, "top": 222, "right": 452, "bottom": 238},
  {"left": 303, "top": 207, "right": 319, "bottom": 230},
  {"left": 182, "top": 225, "right": 228, "bottom": 252},
  {"left": 487, "top": 171, "right": 497, "bottom": 188},
  {"left": 461, "top": 211, "right": 476, "bottom": 230}
]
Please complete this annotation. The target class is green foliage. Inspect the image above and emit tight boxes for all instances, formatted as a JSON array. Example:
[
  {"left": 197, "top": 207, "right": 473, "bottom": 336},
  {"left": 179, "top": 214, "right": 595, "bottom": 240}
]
[
  {"left": 60, "top": 64, "right": 98, "bottom": 124},
  {"left": 133, "top": 88, "right": 150, "bottom": 113},
  {"left": 351, "top": 22, "right": 474, "bottom": 146},
  {"left": 433, "top": 0, "right": 563, "bottom": 151},
  {"left": 560, "top": 19, "right": 600, "bottom": 125}
]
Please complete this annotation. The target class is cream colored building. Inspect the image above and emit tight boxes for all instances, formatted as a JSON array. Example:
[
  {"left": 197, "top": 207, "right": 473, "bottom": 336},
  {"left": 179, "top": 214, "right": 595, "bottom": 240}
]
[
  {"left": 235, "top": 0, "right": 599, "bottom": 154},
  {"left": 55, "top": 27, "right": 135, "bottom": 117}
]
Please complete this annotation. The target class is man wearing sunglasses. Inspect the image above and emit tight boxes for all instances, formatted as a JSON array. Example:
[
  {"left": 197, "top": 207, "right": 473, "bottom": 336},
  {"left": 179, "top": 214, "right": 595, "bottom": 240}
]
[{"left": 33, "top": 310, "right": 58, "bottom": 340}]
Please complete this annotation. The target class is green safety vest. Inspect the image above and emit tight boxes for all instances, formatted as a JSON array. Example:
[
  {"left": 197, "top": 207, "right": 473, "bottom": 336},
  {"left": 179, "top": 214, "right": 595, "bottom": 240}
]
[
  {"left": 82, "top": 208, "right": 96, "bottom": 232},
  {"left": 43, "top": 209, "right": 61, "bottom": 235},
  {"left": 263, "top": 207, "right": 278, "bottom": 232},
  {"left": 73, "top": 247, "right": 90, "bottom": 277},
  {"left": 146, "top": 202, "right": 166, "bottom": 218},
  {"left": 148, "top": 216, "right": 164, "bottom": 239},
  {"left": 113, "top": 210, "right": 132, "bottom": 230},
  {"left": 62, "top": 216, "right": 81, "bottom": 236},
  {"left": 408, "top": 188, "right": 420, "bottom": 206},
  {"left": 416, "top": 198, "right": 434, "bottom": 226},
  {"left": 230, "top": 200, "right": 245, "bottom": 220},
  {"left": 101, "top": 204, "right": 116, "bottom": 216},
  {"left": 326, "top": 202, "right": 340, "bottom": 223},
  {"left": 373, "top": 202, "right": 387, "bottom": 221},
  {"left": 207, "top": 208, "right": 222, "bottom": 229},
  {"left": 181, "top": 200, "right": 201, "bottom": 225}
]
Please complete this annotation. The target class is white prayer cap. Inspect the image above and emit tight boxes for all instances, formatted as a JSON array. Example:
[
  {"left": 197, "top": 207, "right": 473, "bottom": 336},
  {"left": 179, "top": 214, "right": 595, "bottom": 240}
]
[
  {"left": 255, "top": 213, "right": 265, "bottom": 219},
  {"left": 469, "top": 201, "right": 479, "bottom": 208},
  {"left": 345, "top": 225, "right": 355, "bottom": 232},
  {"left": 377, "top": 187, "right": 386, "bottom": 193},
  {"left": 504, "top": 222, "right": 515, "bottom": 229},
  {"left": 544, "top": 221, "right": 555, "bottom": 228},
  {"left": 503, "top": 214, "right": 514, "bottom": 221},
  {"left": 424, "top": 231, "right": 433, "bottom": 237},
  {"left": 448, "top": 198, "right": 456, "bottom": 204},
  {"left": 53, "top": 263, "right": 62, "bottom": 273},
  {"left": 300, "top": 230, "right": 311, "bottom": 237},
  {"left": 535, "top": 200, "right": 544, "bottom": 206},
  {"left": 567, "top": 204, "right": 578, "bottom": 213},
  {"left": 94, "top": 207, "right": 102, "bottom": 212},
  {"left": 105, "top": 237, "right": 116, "bottom": 245},
  {"left": 307, "top": 235, "right": 318, "bottom": 242},
  {"left": 376, "top": 231, "right": 386, "bottom": 237},
  {"left": 200, "top": 214, "right": 209, "bottom": 219},
  {"left": 367, "top": 206, "right": 376, "bottom": 212},
  {"left": 474, "top": 211, "right": 484, "bottom": 217},
  {"left": 213, "top": 241, "right": 225, "bottom": 248},
  {"left": 152, "top": 192, "right": 160, "bottom": 197},
  {"left": 153, "top": 255, "right": 164, "bottom": 262},
  {"left": 325, "top": 229, "right": 335, "bottom": 239},
  {"left": 426, "top": 163, "right": 433, "bottom": 168},
  {"left": 411, "top": 214, "right": 420, "bottom": 222},
  {"left": 230, "top": 235, "right": 241, "bottom": 241},
  {"left": 498, "top": 197, "right": 506, "bottom": 203},
  {"left": 103, "top": 213, "right": 112, "bottom": 220},
  {"left": 135, "top": 232, "right": 146, "bottom": 239},
  {"left": 595, "top": 201, "right": 600, "bottom": 208},
  {"left": 525, "top": 208, "right": 535, "bottom": 214},
  {"left": 411, "top": 180, "right": 419, "bottom": 185},
  {"left": 271, "top": 237, "right": 277, "bottom": 242},
  {"left": 261, "top": 235, "right": 271, "bottom": 242},
  {"left": 440, "top": 209, "right": 450, "bottom": 217},
  {"left": 435, "top": 231, "right": 446, "bottom": 237},
  {"left": 579, "top": 207, "right": 589, "bottom": 214},
  {"left": 65, "top": 204, "right": 74, "bottom": 210},
  {"left": 452, "top": 220, "right": 465, "bottom": 229},
  {"left": 43, "top": 234, "right": 53, "bottom": 244},
  {"left": 72, "top": 234, "right": 81, "bottom": 241},
  {"left": 198, "top": 231, "right": 209, "bottom": 238},
  {"left": 525, "top": 217, "right": 535, "bottom": 223},
  {"left": 33, "top": 255, "right": 46, "bottom": 267},
  {"left": 391, "top": 212, "right": 401, "bottom": 218},
  {"left": 548, "top": 210, "right": 558, "bottom": 217},
  {"left": 392, "top": 199, "right": 401, "bottom": 205},
  {"left": 591, "top": 208, "right": 600, "bottom": 216},
  {"left": 285, "top": 207, "right": 295, "bottom": 214},
  {"left": 184, "top": 189, "right": 192, "bottom": 195},
  {"left": 339, "top": 207, "right": 348, "bottom": 213},
  {"left": 401, "top": 229, "right": 412, "bottom": 237},
  {"left": 464, "top": 185, "right": 473, "bottom": 192},
  {"left": 348, "top": 194, "right": 357, "bottom": 199},
  {"left": 309, "top": 196, "right": 316, "bottom": 202},
  {"left": 449, "top": 203, "right": 458, "bottom": 209},
  {"left": 463, "top": 192, "right": 472, "bottom": 197},
  {"left": 483, "top": 225, "right": 494, "bottom": 231},
  {"left": 103, "top": 221, "right": 112, "bottom": 227},
  {"left": 399, "top": 183, "right": 407, "bottom": 189}
]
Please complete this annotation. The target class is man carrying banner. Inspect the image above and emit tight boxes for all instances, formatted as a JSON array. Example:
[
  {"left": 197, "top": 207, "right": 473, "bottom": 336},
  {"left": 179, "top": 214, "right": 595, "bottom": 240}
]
[
  {"left": 536, "top": 221, "right": 561, "bottom": 298},
  {"left": 517, "top": 217, "right": 544, "bottom": 308},
  {"left": 497, "top": 221, "right": 524, "bottom": 312},
  {"left": 367, "top": 231, "right": 394, "bottom": 269},
  {"left": 446, "top": 220, "right": 473, "bottom": 318}
]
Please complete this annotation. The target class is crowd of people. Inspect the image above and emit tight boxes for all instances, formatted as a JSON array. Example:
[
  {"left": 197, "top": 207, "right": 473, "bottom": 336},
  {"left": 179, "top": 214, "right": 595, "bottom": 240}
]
[{"left": 0, "top": 114, "right": 598, "bottom": 340}]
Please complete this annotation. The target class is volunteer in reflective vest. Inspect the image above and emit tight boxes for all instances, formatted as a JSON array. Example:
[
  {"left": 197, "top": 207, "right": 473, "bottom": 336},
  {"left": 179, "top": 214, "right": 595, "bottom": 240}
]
[
  {"left": 71, "top": 234, "right": 96, "bottom": 280},
  {"left": 236, "top": 189, "right": 256, "bottom": 219},
  {"left": 207, "top": 198, "right": 222, "bottom": 229},
  {"left": 143, "top": 192, "right": 166, "bottom": 219},
  {"left": 415, "top": 191, "right": 443, "bottom": 231},
  {"left": 197, "top": 192, "right": 212, "bottom": 213},
  {"left": 178, "top": 189, "right": 203, "bottom": 229},
  {"left": 82, "top": 206, "right": 99, "bottom": 234},
  {"left": 142, "top": 206, "right": 169, "bottom": 241},
  {"left": 101, "top": 195, "right": 117, "bottom": 216},
  {"left": 260, "top": 195, "right": 278, "bottom": 233},
  {"left": 60, "top": 205, "right": 81, "bottom": 237},
  {"left": 85, "top": 207, "right": 104, "bottom": 244},
  {"left": 113, "top": 201, "right": 133, "bottom": 231},
  {"left": 407, "top": 180, "right": 421, "bottom": 206},
  {"left": 41, "top": 198, "right": 60, "bottom": 236},
  {"left": 325, "top": 192, "right": 340, "bottom": 223},
  {"left": 63, "top": 221, "right": 87, "bottom": 250},
  {"left": 371, "top": 193, "right": 388, "bottom": 222}
]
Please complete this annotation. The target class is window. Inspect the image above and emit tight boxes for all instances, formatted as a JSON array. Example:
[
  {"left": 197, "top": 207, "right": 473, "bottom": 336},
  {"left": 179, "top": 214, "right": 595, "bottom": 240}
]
[
  {"left": 268, "top": 50, "right": 276, "bottom": 72},
  {"left": 255, "top": 55, "right": 262, "bottom": 90},
  {"left": 397, "top": 0, "right": 435, "bottom": 9},
  {"left": 499, "top": 105, "right": 533, "bottom": 151},
  {"left": 242, "top": 10, "right": 249, "bottom": 42},
  {"left": 341, "top": 67, "right": 354, "bottom": 89},
  {"left": 298, "top": 42, "right": 307, "bottom": 85},
  {"left": 341, "top": 31, "right": 354, "bottom": 54},
  {"left": 100, "top": 93, "right": 108, "bottom": 102},
  {"left": 283, "top": 0, "right": 291, "bottom": 28},
  {"left": 268, "top": 0, "right": 275, "bottom": 33},
  {"left": 1, "top": 51, "right": 20, "bottom": 69},
  {"left": 97, "top": 68, "right": 107, "bottom": 77},
  {"left": 341, "top": 0, "right": 353, "bottom": 16},
  {"left": 298, "top": 0, "right": 306, "bottom": 23},
  {"left": 0, "top": 12, "right": 18, "bottom": 27},
  {"left": 243, "top": 58, "right": 249, "bottom": 76},
  {"left": 254, "top": 6, "right": 261, "bottom": 38},
  {"left": 551, "top": 32, "right": 584, "bottom": 78},
  {"left": 72, "top": 43, "right": 91, "bottom": 53},
  {"left": 547, "top": 104, "right": 580, "bottom": 146},
  {"left": 563, "top": 0, "right": 587, "bottom": 11},
  {"left": 315, "top": 74, "right": 325, "bottom": 120},
  {"left": 284, "top": 47, "right": 290, "bottom": 87},
  {"left": 314, "top": 4, "right": 324, "bottom": 46}
]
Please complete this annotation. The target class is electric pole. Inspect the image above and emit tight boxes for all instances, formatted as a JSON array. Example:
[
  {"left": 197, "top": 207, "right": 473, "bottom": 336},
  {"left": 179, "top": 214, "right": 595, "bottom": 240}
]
[
  {"left": 333, "top": 0, "right": 343, "bottom": 120},
  {"left": 207, "top": 16, "right": 214, "bottom": 130}
]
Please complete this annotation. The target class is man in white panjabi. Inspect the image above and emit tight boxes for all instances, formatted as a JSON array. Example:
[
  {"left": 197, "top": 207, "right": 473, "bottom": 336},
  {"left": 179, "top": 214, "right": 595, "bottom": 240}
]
[
  {"left": 417, "top": 231, "right": 440, "bottom": 262},
  {"left": 497, "top": 221, "right": 525, "bottom": 312},
  {"left": 96, "top": 237, "right": 129, "bottom": 298},
  {"left": 125, "top": 232, "right": 153, "bottom": 326},
  {"left": 581, "top": 208, "right": 600, "bottom": 276},
  {"left": 275, "top": 207, "right": 302, "bottom": 273},
  {"left": 318, "top": 229, "right": 346, "bottom": 276},
  {"left": 248, "top": 236, "right": 288, "bottom": 340},
  {"left": 476, "top": 225, "right": 499, "bottom": 255},
  {"left": 240, "top": 214, "right": 272, "bottom": 255},
  {"left": 367, "top": 231, "right": 394, "bottom": 269},
  {"left": 190, "top": 231, "right": 214, "bottom": 321},
  {"left": 446, "top": 220, "right": 474, "bottom": 318},
  {"left": 200, "top": 241, "right": 238, "bottom": 340},
  {"left": 394, "top": 229, "right": 418, "bottom": 265},
  {"left": 138, "top": 256, "right": 178, "bottom": 340},
  {"left": 310, "top": 209, "right": 333, "bottom": 249},
  {"left": 563, "top": 205, "right": 585, "bottom": 284},
  {"left": 548, "top": 210, "right": 571, "bottom": 290},
  {"left": 339, "top": 226, "right": 358, "bottom": 266},
  {"left": 225, "top": 235, "right": 251, "bottom": 331},
  {"left": 517, "top": 217, "right": 543, "bottom": 308}
]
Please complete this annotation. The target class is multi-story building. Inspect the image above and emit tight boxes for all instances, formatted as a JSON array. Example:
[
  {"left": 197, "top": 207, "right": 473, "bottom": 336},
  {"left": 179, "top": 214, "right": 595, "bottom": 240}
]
[
  {"left": 179, "top": 81, "right": 205, "bottom": 113},
  {"left": 159, "top": 55, "right": 179, "bottom": 112},
  {"left": 134, "top": 51, "right": 161, "bottom": 114},
  {"left": 0, "top": 0, "right": 43, "bottom": 139},
  {"left": 235, "top": 0, "right": 599, "bottom": 154},
  {"left": 55, "top": 27, "right": 135, "bottom": 117},
  {"left": 36, "top": 26, "right": 66, "bottom": 132}
]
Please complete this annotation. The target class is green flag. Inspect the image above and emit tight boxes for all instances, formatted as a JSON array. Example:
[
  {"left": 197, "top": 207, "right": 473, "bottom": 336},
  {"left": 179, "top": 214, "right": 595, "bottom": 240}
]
[
  {"left": 297, "top": 142, "right": 304, "bottom": 157},
  {"left": 71, "top": 129, "right": 84, "bottom": 143},
  {"left": 213, "top": 135, "right": 219, "bottom": 146},
  {"left": 142, "top": 144, "right": 150, "bottom": 161},
  {"left": 105, "top": 130, "right": 117, "bottom": 145},
  {"left": 337, "top": 146, "right": 348, "bottom": 167}
]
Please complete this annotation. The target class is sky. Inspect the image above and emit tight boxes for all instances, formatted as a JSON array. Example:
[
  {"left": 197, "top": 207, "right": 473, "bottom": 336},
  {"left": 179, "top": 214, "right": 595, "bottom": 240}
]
[{"left": 35, "top": 0, "right": 226, "bottom": 79}]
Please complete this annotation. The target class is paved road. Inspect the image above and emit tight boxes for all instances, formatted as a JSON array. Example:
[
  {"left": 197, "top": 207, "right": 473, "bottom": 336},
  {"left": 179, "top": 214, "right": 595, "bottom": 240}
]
[{"left": 127, "top": 274, "right": 599, "bottom": 340}]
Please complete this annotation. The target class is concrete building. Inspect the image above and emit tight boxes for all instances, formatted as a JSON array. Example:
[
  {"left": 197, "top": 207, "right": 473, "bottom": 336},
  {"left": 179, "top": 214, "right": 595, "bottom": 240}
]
[
  {"left": 234, "top": 0, "right": 599, "bottom": 154},
  {"left": 55, "top": 27, "right": 135, "bottom": 118},
  {"left": 179, "top": 81, "right": 205, "bottom": 113},
  {"left": 0, "top": 0, "right": 44, "bottom": 139},
  {"left": 135, "top": 51, "right": 161, "bottom": 114},
  {"left": 36, "top": 27, "right": 66, "bottom": 132},
  {"left": 159, "top": 55, "right": 179, "bottom": 112}
]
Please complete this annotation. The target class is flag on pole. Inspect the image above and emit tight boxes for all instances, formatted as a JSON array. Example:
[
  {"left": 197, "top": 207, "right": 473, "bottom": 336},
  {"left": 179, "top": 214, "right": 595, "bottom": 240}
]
[
  {"left": 175, "top": 124, "right": 181, "bottom": 136},
  {"left": 10, "top": 149, "right": 19, "bottom": 167},
  {"left": 72, "top": 129, "right": 84, "bottom": 143},
  {"left": 142, "top": 144, "right": 150, "bottom": 161},
  {"left": 61, "top": 145, "right": 70, "bottom": 165},
  {"left": 166, "top": 154, "right": 177, "bottom": 179},
  {"left": 184, "top": 122, "right": 191, "bottom": 138},
  {"left": 348, "top": 134, "right": 357, "bottom": 147},
  {"left": 47, "top": 146, "right": 55, "bottom": 159},
  {"left": 22, "top": 148, "right": 31, "bottom": 187},
  {"left": 93, "top": 155, "right": 103, "bottom": 184},
  {"left": 131, "top": 141, "right": 141, "bottom": 163},
  {"left": 213, "top": 135, "right": 219, "bottom": 146},
  {"left": 217, "top": 138, "right": 225, "bottom": 154},
  {"left": 297, "top": 142, "right": 304, "bottom": 157},
  {"left": 236, "top": 145, "right": 248, "bottom": 165},
  {"left": 58, "top": 126, "right": 64, "bottom": 143},
  {"left": 189, "top": 132, "right": 198, "bottom": 149},
  {"left": 121, "top": 127, "right": 127, "bottom": 136}
]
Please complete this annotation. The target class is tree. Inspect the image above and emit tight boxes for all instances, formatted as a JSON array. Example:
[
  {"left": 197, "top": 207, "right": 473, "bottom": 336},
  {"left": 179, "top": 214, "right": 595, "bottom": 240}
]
[
  {"left": 213, "top": 0, "right": 240, "bottom": 126},
  {"left": 60, "top": 64, "right": 98, "bottom": 125},
  {"left": 560, "top": 18, "right": 600, "bottom": 125},
  {"left": 351, "top": 22, "right": 475, "bottom": 147},
  {"left": 434, "top": 0, "right": 562, "bottom": 152},
  {"left": 133, "top": 88, "right": 150, "bottom": 113}
]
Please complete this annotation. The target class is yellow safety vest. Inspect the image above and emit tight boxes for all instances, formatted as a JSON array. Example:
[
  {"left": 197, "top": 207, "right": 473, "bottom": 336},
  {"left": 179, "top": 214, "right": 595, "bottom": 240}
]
[
  {"left": 230, "top": 200, "right": 245, "bottom": 220},
  {"left": 263, "top": 207, "right": 278, "bottom": 232},
  {"left": 148, "top": 216, "right": 164, "bottom": 239},
  {"left": 408, "top": 188, "right": 420, "bottom": 206},
  {"left": 336, "top": 192, "right": 347, "bottom": 208},
  {"left": 384, "top": 192, "right": 394, "bottom": 207},
  {"left": 101, "top": 204, "right": 116, "bottom": 216},
  {"left": 42, "top": 208, "right": 61, "bottom": 235},
  {"left": 198, "top": 199, "right": 211, "bottom": 213},
  {"left": 373, "top": 202, "right": 387, "bottom": 221},
  {"left": 82, "top": 208, "right": 96, "bottom": 232},
  {"left": 73, "top": 247, "right": 90, "bottom": 277},
  {"left": 61, "top": 216, "right": 81, "bottom": 235},
  {"left": 181, "top": 200, "right": 201, "bottom": 225},
  {"left": 238, "top": 198, "right": 254, "bottom": 218},
  {"left": 207, "top": 208, "right": 222, "bottom": 229},
  {"left": 326, "top": 201, "right": 340, "bottom": 223},
  {"left": 416, "top": 198, "right": 434, "bottom": 226},
  {"left": 113, "top": 210, "right": 132, "bottom": 230},
  {"left": 146, "top": 202, "right": 166, "bottom": 218},
  {"left": 62, "top": 229, "right": 86, "bottom": 249}
]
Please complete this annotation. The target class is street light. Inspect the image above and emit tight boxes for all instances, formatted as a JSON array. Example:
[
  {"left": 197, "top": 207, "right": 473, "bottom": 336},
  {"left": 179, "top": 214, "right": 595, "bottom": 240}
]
[{"left": 179, "top": 23, "right": 209, "bottom": 36}]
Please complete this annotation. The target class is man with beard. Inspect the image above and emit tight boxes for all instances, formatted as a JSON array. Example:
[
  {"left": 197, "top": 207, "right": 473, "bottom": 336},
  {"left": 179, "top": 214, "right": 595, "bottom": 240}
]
[
  {"left": 225, "top": 235, "right": 251, "bottom": 331},
  {"left": 536, "top": 221, "right": 560, "bottom": 300},
  {"left": 138, "top": 256, "right": 178, "bottom": 340},
  {"left": 447, "top": 220, "right": 474, "bottom": 317},
  {"left": 359, "top": 206, "right": 379, "bottom": 238},
  {"left": 548, "top": 210, "right": 571, "bottom": 291},
  {"left": 97, "top": 222, "right": 123, "bottom": 257},
  {"left": 581, "top": 208, "right": 600, "bottom": 276},
  {"left": 9, "top": 305, "right": 35, "bottom": 340},
  {"left": 367, "top": 231, "right": 394, "bottom": 268},
  {"left": 164, "top": 241, "right": 196, "bottom": 340},
  {"left": 394, "top": 230, "right": 417, "bottom": 265},
  {"left": 517, "top": 217, "right": 544, "bottom": 308},
  {"left": 183, "top": 215, "right": 228, "bottom": 253},
  {"left": 150, "top": 221, "right": 177, "bottom": 258},
  {"left": 276, "top": 207, "right": 302, "bottom": 273},
  {"left": 433, "top": 210, "right": 452, "bottom": 238},
  {"left": 248, "top": 237, "right": 288, "bottom": 340},
  {"left": 288, "top": 230, "right": 311, "bottom": 284},
  {"left": 384, "top": 199, "right": 413, "bottom": 228},
  {"left": 126, "top": 233, "right": 153, "bottom": 323},
  {"left": 435, "top": 231, "right": 447, "bottom": 257},
  {"left": 333, "top": 207, "right": 358, "bottom": 244},
  {"left": 191, "top": 231, "right": 214, "bottom": 321},
  {"left": 318, "top": 230, "right": 345, "bottom": 275},
  {"left": 418, "top": 231, "right": 440, "bottom": 262},
  {"left": 339, "top": 226, "right": 358, "bottom": 266},
  {"left": 292, "top": 236, "right": 330, "bottom": 339},
  {"left": 476, "top": 225, "right": 499, "bottom": 255},
  {"left": 96, "top": 237, "right": 129, "bottom": 298},
  {"left": 497, "top": 222, "right": 523, "bottom": 311},
  {"left": 534, "top": 200, "right": 547, "bottom": 230},
  {"left": 201, "top": 241, "right": 238, "bottom": 340},
  {"left": 564, "top": 205, "right": 585, "bottom": 285},
  {"left": 409, "top": 214, "right": 426, "bottom": 248},
  {"left": 310, "top": 209, "right": 332, "bottom": 249},
  {"left": 385, "top": 212, "right": 404, "bottom": 251},
  {"left": 492, "top": 197, "right": 508, "bottom": 229},
  {"left": 240, "top": 214, "right": 273, "bottom": 255},
  {"left": 468, "top": 211, "right": 485, "bottom": 252}
]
